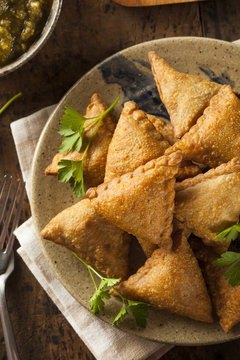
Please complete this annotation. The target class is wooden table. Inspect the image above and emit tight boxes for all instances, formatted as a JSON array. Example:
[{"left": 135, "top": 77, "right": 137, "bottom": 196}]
[{"left": 0, "top": 0, "right": 240, "bottom": 359}]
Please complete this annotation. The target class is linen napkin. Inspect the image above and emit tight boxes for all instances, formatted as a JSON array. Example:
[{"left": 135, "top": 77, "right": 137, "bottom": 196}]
[{"left": 11, "top": 107, "right": 173, "bottom": 360}]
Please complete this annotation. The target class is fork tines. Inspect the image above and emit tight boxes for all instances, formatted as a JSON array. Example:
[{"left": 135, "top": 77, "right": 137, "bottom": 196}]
[{"left": 0, "top": 176, "right": 25, "bottom": 253}]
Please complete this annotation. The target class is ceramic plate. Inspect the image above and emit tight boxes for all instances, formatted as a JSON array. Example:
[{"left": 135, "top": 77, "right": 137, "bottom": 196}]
[{"left": 31, "top": 37, "right": 240, "bottom": 345}]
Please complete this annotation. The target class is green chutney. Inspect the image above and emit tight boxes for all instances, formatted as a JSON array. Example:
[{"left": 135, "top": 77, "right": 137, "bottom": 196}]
[{"left": 0, "top": 0, "right": 53, "bottom": 67}]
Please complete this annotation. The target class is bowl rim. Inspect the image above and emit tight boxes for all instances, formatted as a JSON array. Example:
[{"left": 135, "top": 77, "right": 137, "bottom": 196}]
[{"left": 0, "top": 0, "right": 63, "bottom": 77}]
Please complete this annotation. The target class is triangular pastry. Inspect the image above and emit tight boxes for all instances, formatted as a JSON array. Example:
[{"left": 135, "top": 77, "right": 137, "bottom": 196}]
[
  {"left": 104, "top": 101, "right": 170, "bottom": 182},
  {"left": 148, "top": 51, "right": 221, "bottom": 138},
  {"left": 41, "top": 199, "right": 130, "bottom": 279},
  {"left": 87, "top": 152, "right": 182, "bottom": 250},
  {"left": 114, "top": 231, "right": 213, "bottom": 323},
  {"left": 190, "top": 237, "right": 240, "bottom": 332},
  {"left": 166, "top": 86, "right": 240, "bottom": 168},
  {"left": 45, "top": 93, "right": 116, "bottom": 187},
  {"left": 175, "top": 158, "right": 240, "bottom": 253}
]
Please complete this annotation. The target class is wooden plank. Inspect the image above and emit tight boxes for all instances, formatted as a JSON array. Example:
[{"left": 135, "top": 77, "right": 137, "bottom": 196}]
[
  {"left": 113, "top": 0, "right": 206, "bottom": 6},
  {"left": 199, "top": 0, "right": 240, "bottom": 41}
]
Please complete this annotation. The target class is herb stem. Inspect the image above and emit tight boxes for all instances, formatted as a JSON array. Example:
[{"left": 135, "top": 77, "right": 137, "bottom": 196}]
[
  {"left": 0, "top": 92, "right": 22, "bottom": 115},
  {"left": 73, "top": 253, "right": 98, "bottom": 288},
  {"left": 112, "top": 287, "right": 126, "bottom": 302}
]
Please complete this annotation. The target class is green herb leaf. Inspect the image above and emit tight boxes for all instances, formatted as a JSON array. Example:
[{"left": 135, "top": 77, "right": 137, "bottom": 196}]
[
  {"left": 57, "top": 97, "right": 119, "bottom": 197},
  {"left": 213, "top": 251, "right": 240, "bottom": 287},
  {"left": 73, "top": 253, "right": 151, "bottom": 327},
  {"left": 127, "top": 300, "right": 151, "bottom": 328},
  {"left": 57, "top": 159, "right": 74, "bottom": 183},
  {"left": 58, "top": 105, "right": 86, "bottom": 154},
  {"left": 89, "top": 288, "right": 111, "bottom": 315},
  {"left": 225, "top": 259, "right": 240, "bottom": 287},
  {"left": 112, "top": 303, "right": 128, "bottom": 326},
  {"left": 58, "top": 159, "right": 85, "bottom": 197},
  {"left": 101, "top": 278, "right": 121, "bottom": 288},
  {"left": 215, "top": 224, "right": 240, "bottom": 242},
  {"left": 213, "top": 251, "right": 240, "bottom": 267}
]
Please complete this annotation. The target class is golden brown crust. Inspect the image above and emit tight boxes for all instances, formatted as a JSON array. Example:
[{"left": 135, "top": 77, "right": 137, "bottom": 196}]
[
  {"left": 104, "top": 101, "right": 170, "bottom": 182},
  {"left": 148, "top": 51, "right": 221, "bottom": 138},
  {"left": 176, "top": 157, "right": 240, "bottom": 192},
  {"left": 175, "top": 158, "right": 240, "bottom": 252},
  {"left": 190, "top": 238, "right": 240, "bottom": 332},
  {"left": 166, "top": 86, "right": 240, "bottom": 168},
  {"left": 87, "top": 152, "right": 182, "bottom": 250},
  {"left": 114, "top": 231, "right": 213, "bottom": 323},
  {"left": 40, "top": 199, "right": 130, "bottom": 280},
  {"left": 177, "top": 161, "right": 202, "bottom": 181},
  {"left": 147, "top": 114, "right": 177, "bottom": 145},
  {"left": 45, "top": 93, "right": 116, "bottom": 187}
]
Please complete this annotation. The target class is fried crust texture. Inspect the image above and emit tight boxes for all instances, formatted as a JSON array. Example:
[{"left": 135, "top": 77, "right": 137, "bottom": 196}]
[
  {"left": 114, "top": 231, "right": 213, "bottom": 323},
  {"left": 87, "top": 152, "right": 182, "bottom": 250},
  {"left": 40, "top": 199, "right": 130, "bottom": 279},
  {"left": 175, "top": 158, "right": 240, "bottom": 253},
  {"left": 148, "top": 51, "right": 221, "bottom": 138},
  {"left": 190, "top": 237, "right": 240, "bottom": 332},
  {"left": 104, "top": 101, "right": 170, "bottom": 182},
  {"left": 166, "top": 86, "right": 240, "bottom": 168}
]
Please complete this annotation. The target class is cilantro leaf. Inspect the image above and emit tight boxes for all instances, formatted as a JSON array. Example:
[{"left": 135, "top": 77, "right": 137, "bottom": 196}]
[
  {"left": 73, "top": 253, "right": 151, "bottom": 328},
  {"left": 58, "top": 105, "right": 86, "bottom": 154},
  {"left": 213, "top": 252, "right": 240, "bottom": 287},
  {"left": 112, "top": 303, "right": 128, "bottom": 326},
  {"left": 127, "top": 300, "right": 151, "bottom": 328},
  {"left": 215, "top": 224, "right": 240, "bottom": 242},
  {"left": 57, "top": 159, "right": 74, "bottom": 183},
  {"left": 58, "top": 159, "right": 85, "bottom": 197},
  {"left": 213, "top": 251, "right": 240, "bottom": 267},
  {"left": 89, "top": 288, "right": 111, "bottom": 315},
  {"left": 57, "top": 97, "right": 120, "bottom": 198},
  {"left": 225, "top": 259, "right": 240, "bottom": 287},
  {"left": 59, "top": 104, "right": 86, "bottom": 132},
  {"left": 59, "top": 132, "right": 81, "bottom": 154},
  {"left": 101, "top": 278, "right": 121, "bottom": 287}
]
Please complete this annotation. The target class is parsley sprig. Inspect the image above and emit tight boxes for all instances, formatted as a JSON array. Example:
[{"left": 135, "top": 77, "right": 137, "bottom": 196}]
[
  {"left": 214, "top": 224, "right": 240, "bottom": 242},
  {"left": 73, "top": 253, "right": 151, "bottom": 327},
  {"left": 57, "top": 97, "right": 119, "bottom": 197},
  {"left": 213, "top": 224, "right": 240, "bottom": 286}
]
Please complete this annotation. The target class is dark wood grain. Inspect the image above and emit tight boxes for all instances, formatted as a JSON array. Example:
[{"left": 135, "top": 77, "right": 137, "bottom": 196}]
[{"left": 0, "top": 0, "right": 240, "bottom": 359}]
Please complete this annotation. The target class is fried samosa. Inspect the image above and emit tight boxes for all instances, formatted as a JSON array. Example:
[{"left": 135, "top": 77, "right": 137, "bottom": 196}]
[
  {"left": 166, "top": 86, "right": 240, "bottom": 168},
  {"left": 40, "top": 199, "right": 130, "bottom": 279},
  {"left": 175, "top": 158, "right": 240, "bottom": 253},
  {"left": 190, "top": 237, "right": 240, "bottom": 332},
  {"left": 87, "top": 152, "right": 182, "bottom": 251},
  {"left": 148, "top": 51, "right": 221, "bottom": 138},
  {"left": 104, "top": 101, "right": 170, "bottom": 182},
  {"left": 114, "top": 231, "right": 213, "bottom": 323},
  {"left": 45, "top": 93, "right": 116, "bottom": 187}
]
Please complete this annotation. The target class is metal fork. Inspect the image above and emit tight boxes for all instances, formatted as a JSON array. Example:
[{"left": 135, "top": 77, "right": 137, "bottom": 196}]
[{"left": 0, "top": 176, "right": 25, "bottom": 360}]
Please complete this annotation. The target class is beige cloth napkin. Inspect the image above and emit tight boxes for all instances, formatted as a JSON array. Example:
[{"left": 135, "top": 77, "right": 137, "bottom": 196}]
[{"left": 11, "top": 106, "right": 173, "bottom": 360}]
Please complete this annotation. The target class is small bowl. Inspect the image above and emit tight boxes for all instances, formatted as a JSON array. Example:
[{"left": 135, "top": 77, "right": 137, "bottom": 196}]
[{"left": 0, "top": 0, "right": 63, "bottom": 77}]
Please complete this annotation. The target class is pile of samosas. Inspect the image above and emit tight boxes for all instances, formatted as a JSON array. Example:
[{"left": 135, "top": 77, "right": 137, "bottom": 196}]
[{"left": 41, "top": 51, "right": 240, "bottom": 333}]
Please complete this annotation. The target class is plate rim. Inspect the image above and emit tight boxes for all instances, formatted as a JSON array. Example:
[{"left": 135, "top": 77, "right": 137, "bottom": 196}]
[{"left": 30, "top": 36, "right": 240, "bottom": 346}]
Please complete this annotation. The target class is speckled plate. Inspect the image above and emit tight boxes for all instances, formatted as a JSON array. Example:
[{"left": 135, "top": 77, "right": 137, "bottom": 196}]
[{"left": 31, "top": 37, "right": 240, "bottom": 346}]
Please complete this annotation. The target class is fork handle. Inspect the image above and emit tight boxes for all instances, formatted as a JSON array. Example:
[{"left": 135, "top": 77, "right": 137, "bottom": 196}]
[{"left": 0, "top": 283, "right": 20, "bottom": 360}]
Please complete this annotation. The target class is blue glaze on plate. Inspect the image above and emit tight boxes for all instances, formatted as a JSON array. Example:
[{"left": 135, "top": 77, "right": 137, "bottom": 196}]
[
  {"left": 99, "top": 54, "right": 236, "bottom": 117},
  {"left": 98, "top": 54, "right": 169, "bottom": 119},
  {"left": 199, "top": 65, "right": 235, "bottom": 87}
]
